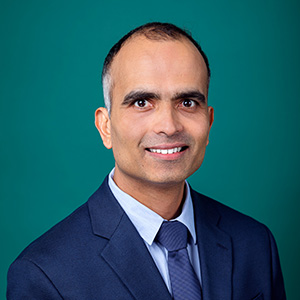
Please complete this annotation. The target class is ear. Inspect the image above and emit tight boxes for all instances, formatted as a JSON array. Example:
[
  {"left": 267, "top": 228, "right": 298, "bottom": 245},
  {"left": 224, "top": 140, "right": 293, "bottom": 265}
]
[
  {"left": 95, "top": 107, "right": 112, "bottom": 149},
  {"left": 206, "top": 106, "right": 214, "bottom": 146}
]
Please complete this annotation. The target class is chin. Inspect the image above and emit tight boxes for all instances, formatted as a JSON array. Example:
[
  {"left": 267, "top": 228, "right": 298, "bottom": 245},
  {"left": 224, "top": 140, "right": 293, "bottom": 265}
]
[{"left": 145, "top": 172, "right": 189, "bottom": 186}]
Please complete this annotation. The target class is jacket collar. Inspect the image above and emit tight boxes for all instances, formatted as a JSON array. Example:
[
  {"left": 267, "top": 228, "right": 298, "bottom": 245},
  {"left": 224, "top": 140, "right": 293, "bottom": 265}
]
[
  {"left": 88, "top": 176, "right": 172, "bottom": 300},
  {"left": 191, "top": 188, "right": 233, "bottom": 300}
]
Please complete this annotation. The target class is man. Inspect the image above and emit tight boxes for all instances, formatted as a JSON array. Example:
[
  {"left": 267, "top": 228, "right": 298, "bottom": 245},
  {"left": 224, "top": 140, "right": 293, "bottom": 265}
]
[{"left": 7, "top": 22, "right": 286, "bottom": 299}]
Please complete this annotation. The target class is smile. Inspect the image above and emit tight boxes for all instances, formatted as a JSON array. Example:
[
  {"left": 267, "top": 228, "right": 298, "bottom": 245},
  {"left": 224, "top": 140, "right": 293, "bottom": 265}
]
[{"left": 147, "top": 146, "right": 188, "bottom": 154}]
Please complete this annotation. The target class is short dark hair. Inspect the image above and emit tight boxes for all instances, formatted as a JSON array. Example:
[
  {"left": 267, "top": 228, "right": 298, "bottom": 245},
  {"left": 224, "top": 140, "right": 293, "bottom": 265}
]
[{"left": 102, "top": 22, "right": 210, "bottom": 113}]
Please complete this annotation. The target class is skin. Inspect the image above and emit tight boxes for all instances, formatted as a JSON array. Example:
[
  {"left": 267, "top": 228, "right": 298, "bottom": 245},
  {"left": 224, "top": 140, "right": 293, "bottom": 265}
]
[{"left": 95, "top": 35, "right": 214, "bottom": 220}]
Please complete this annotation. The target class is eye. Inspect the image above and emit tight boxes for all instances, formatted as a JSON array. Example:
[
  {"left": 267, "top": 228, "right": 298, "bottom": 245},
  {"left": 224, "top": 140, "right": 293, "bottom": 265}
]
[
  {"left": 134, "top": 99, "right": 150, "bottom": 108},
  {"left": 181, "top": 99, "right": 197, "bottom": 108}
]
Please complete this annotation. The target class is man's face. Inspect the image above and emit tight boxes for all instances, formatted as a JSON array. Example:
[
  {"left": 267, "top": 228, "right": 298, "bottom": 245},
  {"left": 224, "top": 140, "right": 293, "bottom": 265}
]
[{"left": 96, "top": 36, "right": 213, "bottom": 188}]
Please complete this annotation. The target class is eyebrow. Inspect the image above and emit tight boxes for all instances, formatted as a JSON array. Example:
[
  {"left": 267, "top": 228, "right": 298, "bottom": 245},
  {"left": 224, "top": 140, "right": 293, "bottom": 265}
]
[
  {"left": 171, "top": 90, "right": 206, "bottom": 103},
  {"left": 121, "top": 89, "right": 206, "bottom": 105},
  {"left": 122, "top": 90, "right": 160, "bottom": 105}
]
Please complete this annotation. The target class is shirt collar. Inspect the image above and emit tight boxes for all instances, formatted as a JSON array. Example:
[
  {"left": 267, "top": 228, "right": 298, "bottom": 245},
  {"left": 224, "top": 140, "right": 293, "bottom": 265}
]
[{"left": 108, "top": 168, "right": 197, "bottom": 246}]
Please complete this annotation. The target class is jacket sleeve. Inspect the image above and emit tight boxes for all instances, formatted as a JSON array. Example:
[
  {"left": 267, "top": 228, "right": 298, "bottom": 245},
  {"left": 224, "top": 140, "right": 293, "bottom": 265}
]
[
  {"left": 266, "top": 227, "right": 286, "bottom": 300},
  {"left": 7, "top": 258, "right": 63, "bottom": 300}
]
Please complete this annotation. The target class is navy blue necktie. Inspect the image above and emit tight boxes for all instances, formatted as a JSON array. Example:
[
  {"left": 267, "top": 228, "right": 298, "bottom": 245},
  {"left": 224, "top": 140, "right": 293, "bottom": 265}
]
[{"left": 156, "top": 221, "right": 202, "bottom": 300}]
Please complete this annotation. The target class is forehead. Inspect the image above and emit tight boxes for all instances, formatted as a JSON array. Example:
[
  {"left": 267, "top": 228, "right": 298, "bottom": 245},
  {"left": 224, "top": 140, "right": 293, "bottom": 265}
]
[{"left": 109, "top": 36, "right": 209, "bottom": 96}]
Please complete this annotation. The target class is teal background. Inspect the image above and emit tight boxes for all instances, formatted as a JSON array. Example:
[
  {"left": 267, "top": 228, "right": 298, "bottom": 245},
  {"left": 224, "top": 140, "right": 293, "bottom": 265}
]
[{"left": 1, "top": 0, "right": 299, "bottom": 298}]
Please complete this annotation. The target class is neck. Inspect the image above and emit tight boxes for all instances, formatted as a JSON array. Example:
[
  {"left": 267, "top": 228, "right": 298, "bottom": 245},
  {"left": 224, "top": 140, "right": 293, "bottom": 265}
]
[{"left": 113, "top": 170, "right": 186, "bottom": 220}]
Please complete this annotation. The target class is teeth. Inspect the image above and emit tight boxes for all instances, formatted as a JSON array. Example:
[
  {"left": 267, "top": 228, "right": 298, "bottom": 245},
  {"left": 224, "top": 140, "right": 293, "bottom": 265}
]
[{"left": 149, "top": 147, "right": 182, "bottom": 154}]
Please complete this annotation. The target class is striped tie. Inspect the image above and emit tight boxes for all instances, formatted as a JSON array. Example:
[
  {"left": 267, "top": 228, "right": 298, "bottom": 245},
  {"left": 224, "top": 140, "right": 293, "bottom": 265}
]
[{"left": 156, "top": 221, "right": 202, "bottom": 300}]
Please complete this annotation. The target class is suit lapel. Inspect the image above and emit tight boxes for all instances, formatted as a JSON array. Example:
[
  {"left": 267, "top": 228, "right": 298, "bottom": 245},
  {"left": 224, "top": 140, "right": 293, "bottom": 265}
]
[
  {"left": 191, "top": 189, "right": 233, "bottom": 300},
  {"left": 88, "top": 177, "right": 171, "bottom": 300},
  {"left": 101, "top": 214, "right": 171, "bottom": 300}
]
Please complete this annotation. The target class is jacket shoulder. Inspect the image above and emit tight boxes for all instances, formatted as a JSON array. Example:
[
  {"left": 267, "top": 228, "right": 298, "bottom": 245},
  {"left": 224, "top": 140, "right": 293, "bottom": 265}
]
[
  {"left": 14, "top": 202, "right": 92, "bottom": 262},
  {"left": 191, "top": 189, "right": 271, "bottom": 239},
  {"left": 13, "top": 177, "right": 114, "bottom": 264}
]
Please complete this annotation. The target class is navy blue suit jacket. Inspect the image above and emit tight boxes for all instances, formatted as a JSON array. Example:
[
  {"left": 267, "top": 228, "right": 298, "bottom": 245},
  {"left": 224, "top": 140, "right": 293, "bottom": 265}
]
[{"left": 7, "top": 177, "right": 286, "bottom": 299}]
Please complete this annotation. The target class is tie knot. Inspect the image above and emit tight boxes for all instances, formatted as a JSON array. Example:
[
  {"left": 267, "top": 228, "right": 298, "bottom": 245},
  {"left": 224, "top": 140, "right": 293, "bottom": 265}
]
[{"left": 156, "top": 221, "right": 188, "bottom": 251}]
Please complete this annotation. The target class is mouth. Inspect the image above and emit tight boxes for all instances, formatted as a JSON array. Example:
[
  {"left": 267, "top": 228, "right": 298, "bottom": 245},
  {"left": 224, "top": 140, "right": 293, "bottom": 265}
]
[{"left": 145, "top": 146, "right": 188, "bottom": 155}]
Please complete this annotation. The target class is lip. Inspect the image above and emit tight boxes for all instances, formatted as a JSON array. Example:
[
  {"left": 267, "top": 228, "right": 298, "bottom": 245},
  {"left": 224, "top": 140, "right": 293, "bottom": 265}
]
[
  {"left": 145, "top": 144, "right": 189, "bottom": 160},
  {"left": 146, "top": 143, "right": 187, "bottom": 149}
]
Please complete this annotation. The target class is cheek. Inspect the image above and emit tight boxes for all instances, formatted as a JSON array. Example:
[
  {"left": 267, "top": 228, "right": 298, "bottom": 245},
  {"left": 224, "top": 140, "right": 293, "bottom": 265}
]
[
  {"left": 110, "top": 117, "right": 144, "bottom": 154},
  {"left": 189, "top": 119, "right": 210, "bottom": 141}
]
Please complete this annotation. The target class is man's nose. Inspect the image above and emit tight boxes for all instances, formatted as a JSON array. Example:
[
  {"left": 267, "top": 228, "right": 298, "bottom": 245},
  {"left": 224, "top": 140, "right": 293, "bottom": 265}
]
[{"left": 152, "top": 103, "right": 183, "bottom": 136}]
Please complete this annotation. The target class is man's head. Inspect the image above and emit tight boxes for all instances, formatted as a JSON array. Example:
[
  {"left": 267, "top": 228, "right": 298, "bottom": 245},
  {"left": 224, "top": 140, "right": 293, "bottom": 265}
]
[
  {"left": 95, "top": 22, "right": 214, "bottom": 189},
  {"left": 102, "top": 22, "right": 211, "bottom": 114}
]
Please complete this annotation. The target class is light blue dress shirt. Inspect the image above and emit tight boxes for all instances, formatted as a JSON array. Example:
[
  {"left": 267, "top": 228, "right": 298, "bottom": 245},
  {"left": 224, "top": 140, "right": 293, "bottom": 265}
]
[{"left": 108, "top": 169, "right": 202, "bottom": 293}]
